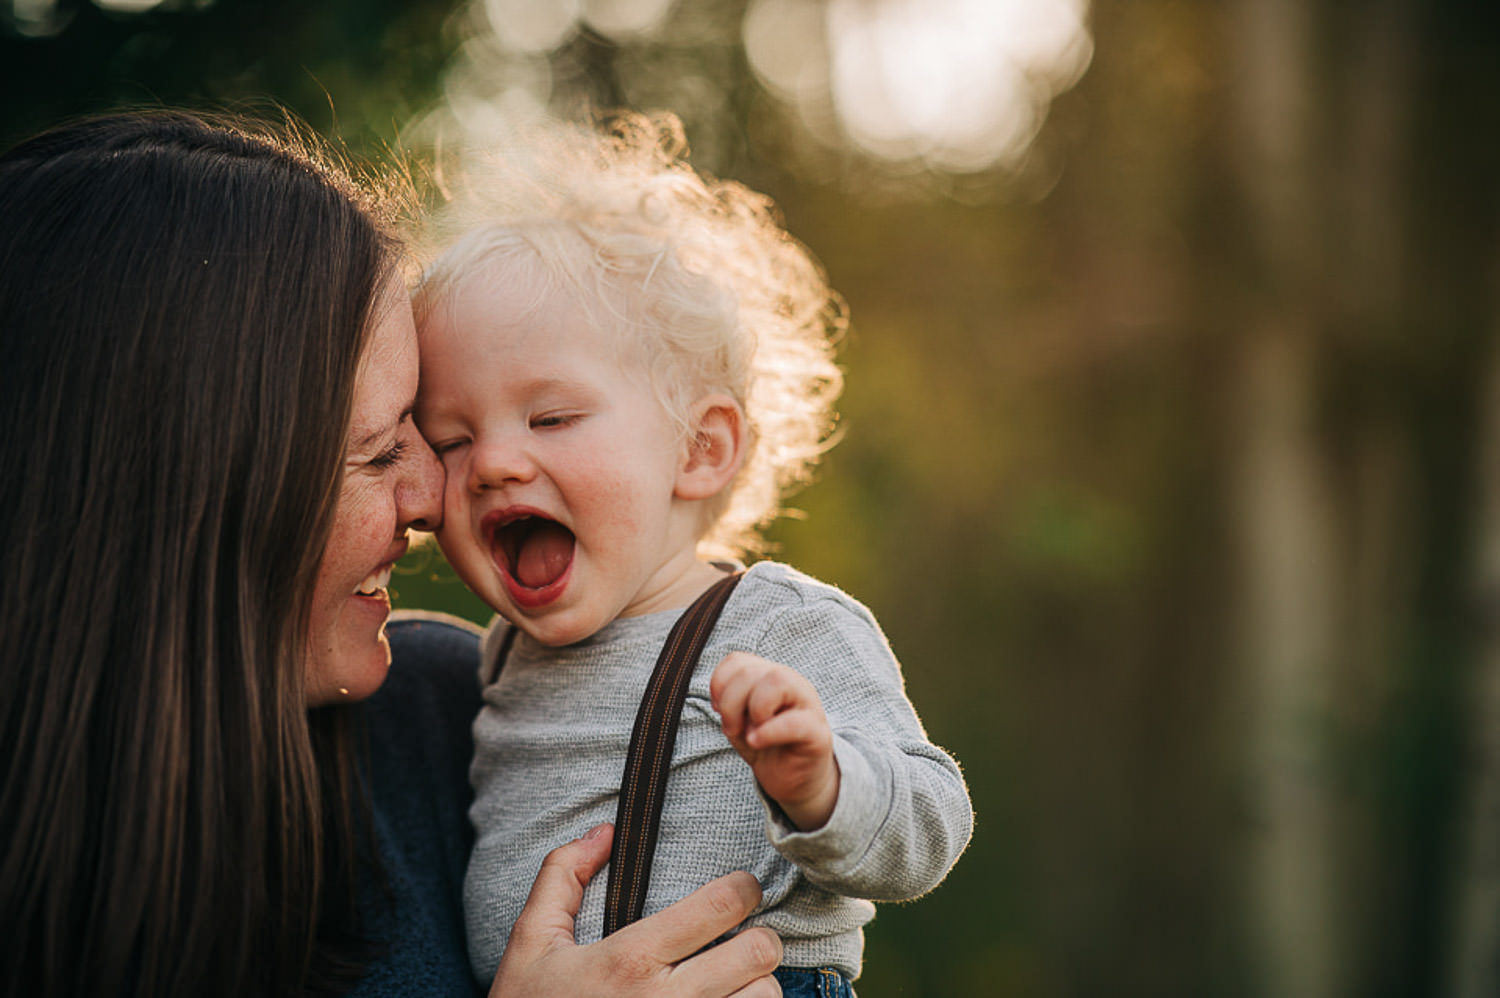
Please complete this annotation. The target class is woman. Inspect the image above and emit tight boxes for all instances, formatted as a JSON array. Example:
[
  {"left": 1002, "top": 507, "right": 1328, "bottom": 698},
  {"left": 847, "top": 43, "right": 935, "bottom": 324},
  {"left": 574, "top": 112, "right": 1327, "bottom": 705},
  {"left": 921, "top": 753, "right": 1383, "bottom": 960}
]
[{"left": 0, "top": 111, "right": 780, "bottom": 997}]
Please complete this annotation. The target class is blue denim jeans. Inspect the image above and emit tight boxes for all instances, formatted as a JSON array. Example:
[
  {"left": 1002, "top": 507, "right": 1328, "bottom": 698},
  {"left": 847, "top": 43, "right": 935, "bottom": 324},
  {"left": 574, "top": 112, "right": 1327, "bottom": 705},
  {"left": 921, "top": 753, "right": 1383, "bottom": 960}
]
[{"left": 773, "top": 967, "right": 856, "bottom": 998}]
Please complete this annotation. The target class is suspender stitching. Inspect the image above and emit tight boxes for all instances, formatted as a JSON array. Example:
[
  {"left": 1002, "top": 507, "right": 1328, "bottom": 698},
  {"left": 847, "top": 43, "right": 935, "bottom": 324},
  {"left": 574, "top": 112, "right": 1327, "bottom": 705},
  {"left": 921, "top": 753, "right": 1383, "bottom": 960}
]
[
  {"left": 610, "top": 615, "right": 694, "bottom": 907},
  {"left": 609, "top": 593, "right": 695, "bottom": 926},
  {"left": 625, "top": 595, "right": 718, "bottom": 909},
  {"left": 604, "top": 572, "right": 740, "bottom": 934},
  {"left": 620, "top": 589, "right": 716, "bottom": 916}
]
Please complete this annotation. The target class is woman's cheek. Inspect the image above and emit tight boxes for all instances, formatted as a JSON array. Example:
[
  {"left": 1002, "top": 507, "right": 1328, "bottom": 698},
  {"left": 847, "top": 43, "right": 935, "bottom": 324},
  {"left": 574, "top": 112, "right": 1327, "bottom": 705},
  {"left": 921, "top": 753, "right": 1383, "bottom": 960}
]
[{"left": 303, "top": 481, "right": 395, "bottom": 705}]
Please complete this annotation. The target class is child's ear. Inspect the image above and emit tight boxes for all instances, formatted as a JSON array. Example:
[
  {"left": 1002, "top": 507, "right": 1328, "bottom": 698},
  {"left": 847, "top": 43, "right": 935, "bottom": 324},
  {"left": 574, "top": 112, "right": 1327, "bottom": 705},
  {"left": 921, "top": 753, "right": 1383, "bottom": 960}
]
[{"left": 676, "top": 394, "right": 746, "bottom": 501}]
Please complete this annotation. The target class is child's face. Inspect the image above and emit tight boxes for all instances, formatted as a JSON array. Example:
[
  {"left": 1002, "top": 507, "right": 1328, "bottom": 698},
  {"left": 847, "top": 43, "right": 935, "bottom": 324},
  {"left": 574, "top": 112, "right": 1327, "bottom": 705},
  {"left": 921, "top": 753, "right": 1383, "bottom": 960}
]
[{"left": 416, "top": 272, "right": 707, "bottom": 647}]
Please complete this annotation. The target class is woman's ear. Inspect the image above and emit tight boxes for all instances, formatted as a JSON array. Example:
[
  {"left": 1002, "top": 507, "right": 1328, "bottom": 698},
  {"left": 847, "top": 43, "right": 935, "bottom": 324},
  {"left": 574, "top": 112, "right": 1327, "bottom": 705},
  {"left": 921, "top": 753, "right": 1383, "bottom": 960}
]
[{"left": 676, "top": 394, "right": 746, "bottom": 501}]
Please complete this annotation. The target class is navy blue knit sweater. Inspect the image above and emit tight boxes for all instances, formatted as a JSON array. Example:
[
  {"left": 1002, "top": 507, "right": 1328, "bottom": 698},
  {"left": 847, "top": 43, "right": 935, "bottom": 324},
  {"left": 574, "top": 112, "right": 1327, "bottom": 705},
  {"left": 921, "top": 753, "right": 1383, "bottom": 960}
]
[{"left": 347, "top": 612, "right": 485, "bottom": 998}]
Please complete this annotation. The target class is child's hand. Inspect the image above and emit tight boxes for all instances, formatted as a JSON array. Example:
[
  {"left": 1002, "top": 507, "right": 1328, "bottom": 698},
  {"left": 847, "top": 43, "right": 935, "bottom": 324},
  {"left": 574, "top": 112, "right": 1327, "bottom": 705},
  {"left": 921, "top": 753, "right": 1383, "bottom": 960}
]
[{"left": 710, "top": 652, "right": 840, "bottom": 832}]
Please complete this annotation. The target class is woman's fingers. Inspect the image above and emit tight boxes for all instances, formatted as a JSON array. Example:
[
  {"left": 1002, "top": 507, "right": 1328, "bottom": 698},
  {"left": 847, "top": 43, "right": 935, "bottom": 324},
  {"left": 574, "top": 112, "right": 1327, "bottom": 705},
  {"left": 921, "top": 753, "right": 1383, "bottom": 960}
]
[
  {"left": 609, "top": 870, "right": 768, "bottom": 964},
  {"left": 492, "top": 833, "right": 780, "bottom": 998},
  {"left": 671, "top": 926, "right": 784, "bottom": 998},
  {"left": 728, "top": 978, "right": 785, "bottom": 998},
  {"left": 507, "top": 824, "right": 613, "bottom": 946}
]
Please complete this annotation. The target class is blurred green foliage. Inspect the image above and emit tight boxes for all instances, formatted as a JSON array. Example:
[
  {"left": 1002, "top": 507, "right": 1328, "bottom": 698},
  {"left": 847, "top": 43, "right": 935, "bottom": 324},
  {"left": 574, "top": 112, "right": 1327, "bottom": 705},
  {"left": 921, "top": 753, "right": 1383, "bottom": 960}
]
[{"left": 0, "top": 0, "right": 452, "bottom": 154}]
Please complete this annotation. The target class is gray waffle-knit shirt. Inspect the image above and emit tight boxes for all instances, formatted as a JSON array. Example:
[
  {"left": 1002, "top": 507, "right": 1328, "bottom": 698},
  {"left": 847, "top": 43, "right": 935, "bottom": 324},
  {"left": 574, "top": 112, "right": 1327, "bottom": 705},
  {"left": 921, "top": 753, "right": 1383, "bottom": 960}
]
[{"left": 464, "top": 561, "right": 973, "bottom": 982}]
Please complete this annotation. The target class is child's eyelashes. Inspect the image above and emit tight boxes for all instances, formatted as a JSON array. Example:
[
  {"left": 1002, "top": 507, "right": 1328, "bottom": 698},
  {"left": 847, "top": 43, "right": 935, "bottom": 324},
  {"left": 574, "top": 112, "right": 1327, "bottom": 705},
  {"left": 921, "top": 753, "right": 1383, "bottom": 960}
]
[
  {"left": 421, "top": 413, "right": 580, "bottom": 459},
  {"left": 531, "top": 411, "right": 582, "bottom": 430}
]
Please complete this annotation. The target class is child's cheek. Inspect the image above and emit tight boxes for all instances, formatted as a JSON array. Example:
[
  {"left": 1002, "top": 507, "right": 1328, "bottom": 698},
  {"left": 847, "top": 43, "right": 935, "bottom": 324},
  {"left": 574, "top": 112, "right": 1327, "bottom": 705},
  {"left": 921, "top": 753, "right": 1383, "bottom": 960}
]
[
  {"left": 433, "top": 478, "right": 472, "bottom": 564},
  {"left": 442, "top": 472, "right": 466, "bottom": 527}
]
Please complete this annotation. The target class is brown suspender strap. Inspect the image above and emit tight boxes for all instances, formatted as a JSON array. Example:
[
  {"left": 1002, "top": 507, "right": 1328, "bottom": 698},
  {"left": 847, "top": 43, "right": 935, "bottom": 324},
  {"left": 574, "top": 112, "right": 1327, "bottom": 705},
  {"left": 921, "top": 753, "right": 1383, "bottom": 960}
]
[
  {"left": 484, "top": 626, "right": 517, "bottom": 686},
  {"left": 603, "top": 571, "right": 743, "bottom": 936}
]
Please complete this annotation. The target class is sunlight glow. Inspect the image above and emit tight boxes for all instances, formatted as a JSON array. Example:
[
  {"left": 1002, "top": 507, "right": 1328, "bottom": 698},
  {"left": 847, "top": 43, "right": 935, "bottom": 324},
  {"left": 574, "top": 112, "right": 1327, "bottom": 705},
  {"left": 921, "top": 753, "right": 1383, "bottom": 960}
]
[
  {"left": 11, "top": 0, "right": 57, "bottom": 30},
  {"left": 582, "top": 0, "right": 677, "bottom": 38},
  {"left": 482, "top": 0, "right": 580, "bottom": 52},
  {"left": 478, "top": 0, "right": 674, "bottom": 51},
  {"left": 10, "top": 0, "right": 178, "bottom": 36},
  {"left": 440, "top": 33, "right": 552, "bottom": 140},
  {"left": 744, "top": 0, "right": 830, "bottom": 104},
  {"left": 825, "top": 0, "right": 1091, "bottom": 171},
  {"left": 417, "top": 0, "right": 1089, "bottom": 178},
  {"left": 746, "top": 0, "right": 1090, "bottom": 171}
]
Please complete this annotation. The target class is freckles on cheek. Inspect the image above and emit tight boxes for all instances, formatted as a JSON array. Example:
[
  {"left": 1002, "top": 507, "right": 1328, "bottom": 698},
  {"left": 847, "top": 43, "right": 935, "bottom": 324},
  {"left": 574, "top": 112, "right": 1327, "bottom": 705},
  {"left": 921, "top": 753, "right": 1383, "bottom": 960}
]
[{"left": 334, "top": 485, "right": 394, "bottom": 571}]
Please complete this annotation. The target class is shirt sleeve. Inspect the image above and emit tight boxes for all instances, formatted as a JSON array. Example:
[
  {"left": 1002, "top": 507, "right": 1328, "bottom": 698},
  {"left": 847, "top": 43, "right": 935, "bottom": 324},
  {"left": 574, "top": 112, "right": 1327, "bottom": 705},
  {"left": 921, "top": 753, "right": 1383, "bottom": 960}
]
[{"left": 746, "top": 588, "right": 973, "bottom": 902}]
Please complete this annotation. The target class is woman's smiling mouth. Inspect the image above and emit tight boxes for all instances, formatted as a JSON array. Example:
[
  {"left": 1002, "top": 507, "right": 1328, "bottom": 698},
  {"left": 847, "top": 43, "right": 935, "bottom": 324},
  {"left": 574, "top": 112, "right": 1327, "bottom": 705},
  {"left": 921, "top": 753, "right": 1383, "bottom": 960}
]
[{"left": 354, "top": 563, "right": 393, "bottom": 596}]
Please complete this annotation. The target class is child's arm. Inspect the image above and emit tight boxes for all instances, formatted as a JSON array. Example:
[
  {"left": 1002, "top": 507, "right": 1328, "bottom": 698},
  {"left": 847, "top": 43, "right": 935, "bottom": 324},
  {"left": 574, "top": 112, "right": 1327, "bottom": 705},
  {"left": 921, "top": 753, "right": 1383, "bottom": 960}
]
[
  {"left": 710, "top": 652, "right": 841, "bottom": 831},
  {"left": 712, "top": 570, "right": 973, "bottom": 904}
]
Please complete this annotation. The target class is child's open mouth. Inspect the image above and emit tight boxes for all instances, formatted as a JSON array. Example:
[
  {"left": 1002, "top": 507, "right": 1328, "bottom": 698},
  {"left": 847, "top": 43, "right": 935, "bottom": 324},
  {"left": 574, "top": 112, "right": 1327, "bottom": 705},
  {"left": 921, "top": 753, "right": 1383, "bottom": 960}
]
[{"left": 490, "top": 513, "right": 576, "bottom": 600}]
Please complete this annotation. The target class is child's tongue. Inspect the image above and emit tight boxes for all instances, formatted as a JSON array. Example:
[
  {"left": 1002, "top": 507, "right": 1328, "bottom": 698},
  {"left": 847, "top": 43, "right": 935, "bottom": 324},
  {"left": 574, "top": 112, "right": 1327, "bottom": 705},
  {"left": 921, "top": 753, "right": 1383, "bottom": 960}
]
[{"left": 514, "top": 521, "right": 574, "bottom": 588}]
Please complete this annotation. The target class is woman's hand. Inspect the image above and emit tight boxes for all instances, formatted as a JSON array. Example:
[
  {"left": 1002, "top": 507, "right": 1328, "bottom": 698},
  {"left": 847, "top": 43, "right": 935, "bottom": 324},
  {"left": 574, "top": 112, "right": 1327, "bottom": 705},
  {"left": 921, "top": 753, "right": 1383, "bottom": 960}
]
[{"left": 489, "top": 825, "right": 783, "bottom": 998}]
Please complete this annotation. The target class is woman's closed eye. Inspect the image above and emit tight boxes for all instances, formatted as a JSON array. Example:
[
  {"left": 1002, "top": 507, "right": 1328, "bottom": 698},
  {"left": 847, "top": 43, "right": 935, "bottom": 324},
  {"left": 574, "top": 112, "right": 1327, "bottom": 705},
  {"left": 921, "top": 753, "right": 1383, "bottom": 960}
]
[{"left": 367, "top": 438, "right": 407, "bottom": 470}]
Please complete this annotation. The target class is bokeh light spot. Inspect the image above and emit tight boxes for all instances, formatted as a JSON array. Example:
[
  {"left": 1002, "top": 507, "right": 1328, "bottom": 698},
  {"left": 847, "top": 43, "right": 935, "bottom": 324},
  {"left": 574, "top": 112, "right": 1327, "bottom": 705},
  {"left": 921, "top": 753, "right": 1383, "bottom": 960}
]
[
  {"left": 825, "top": 0, "right": 1091, "bottom": 171},
  {"left": 482, "top": 0, "right": 580, "bottom": 53},
  {"left": 94, "top": 0, "right": 167, "bottom": 11},
  {"left": 583, "top": 0, "right": 676, "bottom": 40}
]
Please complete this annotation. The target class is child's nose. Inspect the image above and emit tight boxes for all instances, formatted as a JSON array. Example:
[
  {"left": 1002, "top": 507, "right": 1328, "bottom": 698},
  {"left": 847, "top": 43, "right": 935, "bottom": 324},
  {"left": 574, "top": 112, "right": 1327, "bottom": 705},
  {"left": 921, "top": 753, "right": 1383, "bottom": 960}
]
[{"left": 468, "top": 435, "right": 537, "bottom": 493}]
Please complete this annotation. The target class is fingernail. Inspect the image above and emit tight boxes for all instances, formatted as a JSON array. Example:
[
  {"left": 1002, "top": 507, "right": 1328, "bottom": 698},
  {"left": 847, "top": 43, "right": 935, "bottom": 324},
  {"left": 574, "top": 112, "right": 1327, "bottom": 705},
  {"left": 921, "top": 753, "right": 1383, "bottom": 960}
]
[{"left": 584, "top": 823, "right": 611, "bottom": 840}]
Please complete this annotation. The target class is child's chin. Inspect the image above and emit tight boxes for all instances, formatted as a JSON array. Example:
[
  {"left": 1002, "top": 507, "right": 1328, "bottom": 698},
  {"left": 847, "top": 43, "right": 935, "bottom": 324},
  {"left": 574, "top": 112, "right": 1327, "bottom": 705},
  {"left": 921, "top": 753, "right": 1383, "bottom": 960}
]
[{"left": 515, "top": 611, "right": 600, "bottom": 650}]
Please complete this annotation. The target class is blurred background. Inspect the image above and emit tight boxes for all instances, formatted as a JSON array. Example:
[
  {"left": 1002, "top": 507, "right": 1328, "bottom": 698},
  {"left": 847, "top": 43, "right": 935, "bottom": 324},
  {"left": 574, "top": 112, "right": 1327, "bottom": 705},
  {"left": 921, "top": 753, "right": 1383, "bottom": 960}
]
[{"left": 5, "top": 0, "right": 1499, "bottom": 994}]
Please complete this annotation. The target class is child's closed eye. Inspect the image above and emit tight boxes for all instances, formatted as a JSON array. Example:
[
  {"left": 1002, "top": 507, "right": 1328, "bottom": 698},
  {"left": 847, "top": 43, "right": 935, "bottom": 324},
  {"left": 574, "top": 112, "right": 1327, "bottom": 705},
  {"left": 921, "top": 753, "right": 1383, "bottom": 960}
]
[{"left": 530, "top": 411, "right": 582, "bottom": 429}]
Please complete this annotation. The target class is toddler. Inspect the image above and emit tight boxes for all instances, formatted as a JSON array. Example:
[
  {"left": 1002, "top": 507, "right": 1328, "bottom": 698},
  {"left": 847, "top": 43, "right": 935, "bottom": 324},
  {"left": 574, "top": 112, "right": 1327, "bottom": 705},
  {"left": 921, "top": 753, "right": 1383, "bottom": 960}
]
[{"left": 414, "top": 112, "right": 972, "bottom": 995}]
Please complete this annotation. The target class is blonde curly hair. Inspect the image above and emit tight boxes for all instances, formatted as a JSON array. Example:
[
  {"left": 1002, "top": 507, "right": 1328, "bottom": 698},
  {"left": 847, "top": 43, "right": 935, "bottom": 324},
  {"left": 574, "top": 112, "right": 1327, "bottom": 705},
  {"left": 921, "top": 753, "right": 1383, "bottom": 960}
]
[{"left": 414, "top": 111, "right": 846, "bottom": 558}]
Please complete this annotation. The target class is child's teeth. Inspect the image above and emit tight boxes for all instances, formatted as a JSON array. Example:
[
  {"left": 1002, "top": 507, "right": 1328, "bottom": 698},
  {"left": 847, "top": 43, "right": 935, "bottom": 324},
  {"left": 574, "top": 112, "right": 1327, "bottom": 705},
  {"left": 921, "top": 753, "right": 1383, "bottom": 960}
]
[{"left": 355, "top": 564, "right": 392, "bottom": 595}]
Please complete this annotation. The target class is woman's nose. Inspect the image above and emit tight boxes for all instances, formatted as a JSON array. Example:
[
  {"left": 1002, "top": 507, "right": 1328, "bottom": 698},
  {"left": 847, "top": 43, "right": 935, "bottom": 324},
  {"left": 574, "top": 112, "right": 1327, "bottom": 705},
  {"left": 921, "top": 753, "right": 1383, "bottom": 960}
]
[
  {"left": 400, "top": 432, "right": 445, "bottom": 532},
  {"left": 467, "top": 435, "right": 537, "bottom": 494}
]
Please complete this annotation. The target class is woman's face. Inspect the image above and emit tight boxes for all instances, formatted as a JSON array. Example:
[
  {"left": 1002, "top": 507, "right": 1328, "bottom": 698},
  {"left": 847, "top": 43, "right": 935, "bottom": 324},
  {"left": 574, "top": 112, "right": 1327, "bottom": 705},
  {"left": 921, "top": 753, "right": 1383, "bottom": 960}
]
[{"left": 305, "top": 283, "right": 443, "bottom": 707}]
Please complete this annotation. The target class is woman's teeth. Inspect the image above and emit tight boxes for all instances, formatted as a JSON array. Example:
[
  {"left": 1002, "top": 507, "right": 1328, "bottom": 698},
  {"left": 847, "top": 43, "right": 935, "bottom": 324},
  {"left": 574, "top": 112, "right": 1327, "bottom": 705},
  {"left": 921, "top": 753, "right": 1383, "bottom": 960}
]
[{"left": 355, "top": 564, "right": 392, "bottom": 596}]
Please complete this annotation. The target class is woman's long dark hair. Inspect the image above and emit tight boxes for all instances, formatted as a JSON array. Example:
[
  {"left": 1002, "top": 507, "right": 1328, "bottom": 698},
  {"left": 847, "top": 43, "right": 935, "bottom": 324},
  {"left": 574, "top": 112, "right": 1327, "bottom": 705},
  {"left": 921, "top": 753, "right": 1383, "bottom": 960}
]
[{"left": 0, "top": 111, "right": 402, "bottom": 996}]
